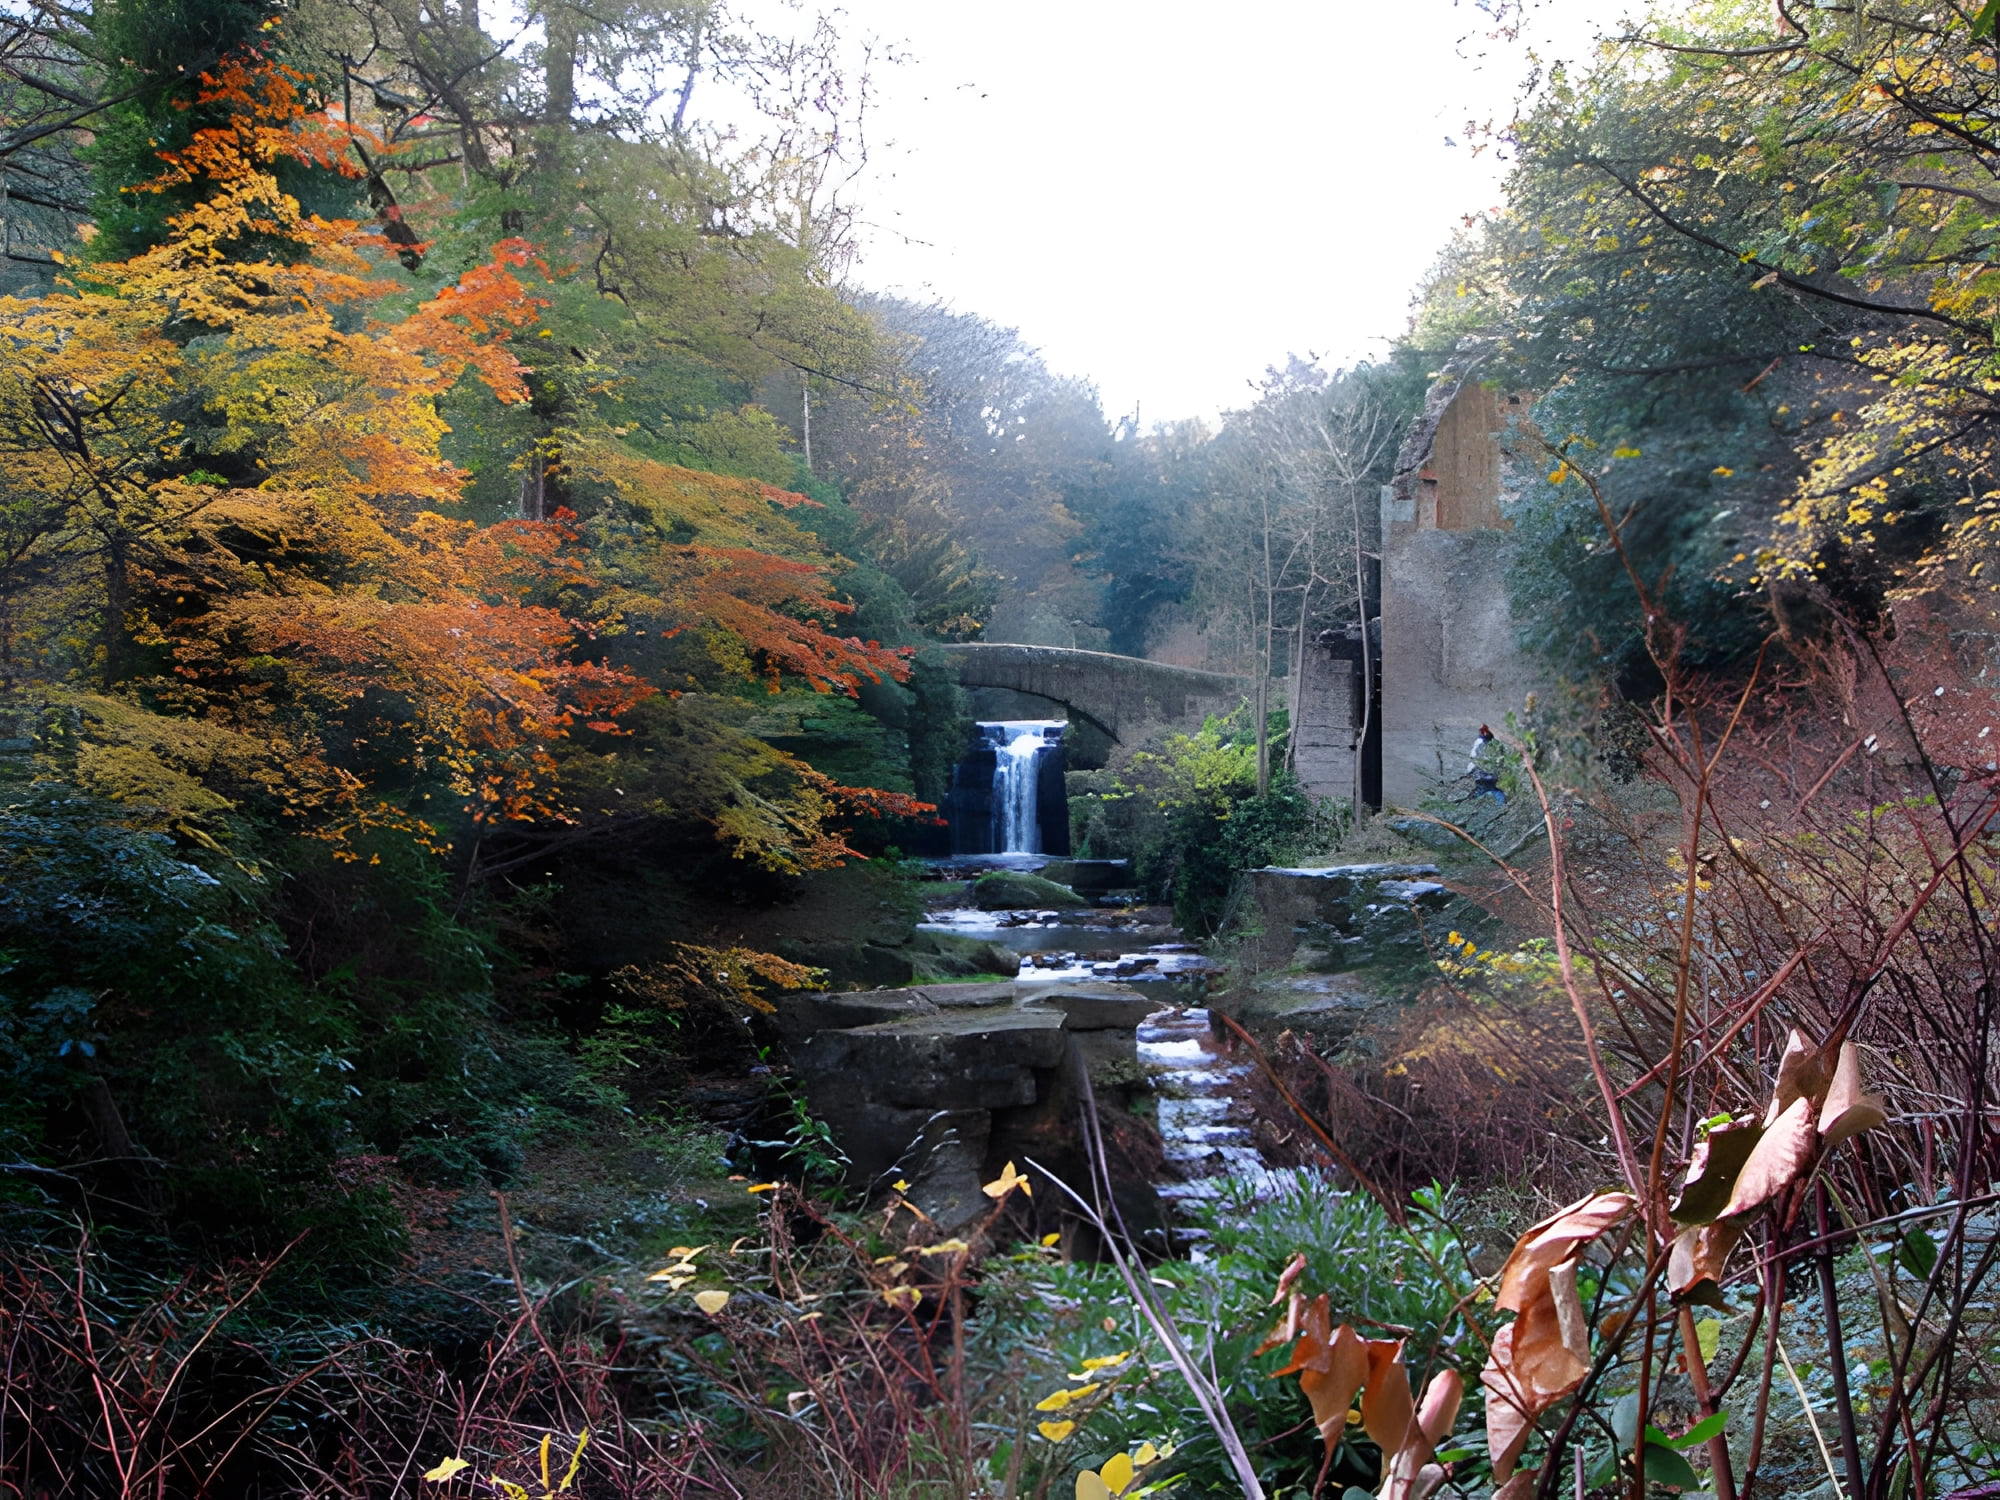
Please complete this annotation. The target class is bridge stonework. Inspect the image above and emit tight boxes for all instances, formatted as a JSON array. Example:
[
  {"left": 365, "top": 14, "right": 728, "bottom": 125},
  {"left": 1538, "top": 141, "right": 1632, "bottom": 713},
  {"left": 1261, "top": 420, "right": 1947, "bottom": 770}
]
[
  {"left": 938, "top": 643, "right": 1251, "bottom": 745},
  {"left": 939, "top": 644, "right": 1359, "bottom": 805}
]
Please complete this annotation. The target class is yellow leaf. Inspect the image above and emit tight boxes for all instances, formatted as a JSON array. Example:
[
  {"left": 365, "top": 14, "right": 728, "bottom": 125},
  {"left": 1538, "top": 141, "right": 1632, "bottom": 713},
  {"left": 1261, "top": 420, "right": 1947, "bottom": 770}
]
[
  {"left": 422, "top": 1456, "right": 472, "bottom": 1482},
  {"left": 1612, "top": 446, "right": 1642, "bottom": 459},
  {"left": 892, "top": 1178, "right": 910, "bottom": 1192},
  {"left": 1100, "top": 1451, "right": 1136, "bottom": 1494},
  {"left": 556, "top": 1429, "right": 589, "bottom": 1491},
  {"left": 1035, "top": 1381, "right": 1100, "bottom": 1411},
  {"left": 982, "top": 1160, "right": 1031, "bottom": 1199},
  {"left": 1134, "top": 1441, "right": 1159, "bottom": 1466},
  {"left": 1038, "top": 1419, "right": 1076, "bottom": 1442},
  {"left": 918, "top": 1238, "right": 971, "bottom": 1256},
  {"left": 693, "top": 1289, "right": 731, "bottom": 1314},
  {"left": 1076, "top": 1471, "right": 1113, "bottom": 1500},
  {"left": 746, "top": 1182, "right": 779, "bottom": 1194},
  {"left": 1079, "top": 1350, "right": 1133, "bottom": 1371},
  {"left": 1041, "top": 1231, "right": 1062, "bottom": 1247},
  {"left": 1712, "top": 466, "right": 1735, "bottom": 477},
  {"left": 881, "top": 1285, "right": 921, "bottom": 1310},
  {"left": 1695, "top": 1315, "right": 1722, "bottom": 1361}
]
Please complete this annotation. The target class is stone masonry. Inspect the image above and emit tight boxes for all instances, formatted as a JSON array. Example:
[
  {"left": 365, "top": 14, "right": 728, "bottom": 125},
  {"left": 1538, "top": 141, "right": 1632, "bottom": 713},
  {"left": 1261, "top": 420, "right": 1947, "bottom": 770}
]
[{"left": 1380, "top": 362, "right": 1544, "bottom": 805}]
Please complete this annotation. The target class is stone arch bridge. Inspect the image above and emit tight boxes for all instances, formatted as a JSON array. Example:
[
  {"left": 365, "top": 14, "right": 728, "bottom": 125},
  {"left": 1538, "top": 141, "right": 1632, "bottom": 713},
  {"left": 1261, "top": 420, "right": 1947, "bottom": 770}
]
[
  {"left": 939, "top": 642, "right": 1358, "bottom": 802},
  {"left": 937, "top": 642, "right": 1252, "bottom": 745}
]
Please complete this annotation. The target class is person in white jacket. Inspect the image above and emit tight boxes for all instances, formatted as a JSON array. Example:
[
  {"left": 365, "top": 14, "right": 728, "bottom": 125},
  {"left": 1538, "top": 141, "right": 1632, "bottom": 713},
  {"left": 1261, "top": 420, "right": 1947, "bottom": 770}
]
[{"left": 1467, "top": 724, "right": 1505, "bottom": 804}]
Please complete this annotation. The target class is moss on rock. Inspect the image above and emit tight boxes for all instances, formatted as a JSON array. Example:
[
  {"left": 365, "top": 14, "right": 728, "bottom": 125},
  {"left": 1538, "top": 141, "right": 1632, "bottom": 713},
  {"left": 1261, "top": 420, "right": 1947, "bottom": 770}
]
[{"left": 970, "top": 870, "right": 1090, "bottom": 910}]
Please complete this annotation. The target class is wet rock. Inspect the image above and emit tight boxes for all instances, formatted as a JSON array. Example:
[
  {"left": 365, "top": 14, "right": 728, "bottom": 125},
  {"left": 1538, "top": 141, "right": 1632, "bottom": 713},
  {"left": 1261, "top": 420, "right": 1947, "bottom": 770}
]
[
  {"left": 970, "top": 870, "right": 1090, "bottom": 910},
  {"left": 909, "top": 929, "right": 1022, "bottom": 981},
  {"left": 784, "top": 978, "right": 1163, "bottom": 1232},
  {"left": 1240, "top": 862, "right": 1450, "bottom": 974}
]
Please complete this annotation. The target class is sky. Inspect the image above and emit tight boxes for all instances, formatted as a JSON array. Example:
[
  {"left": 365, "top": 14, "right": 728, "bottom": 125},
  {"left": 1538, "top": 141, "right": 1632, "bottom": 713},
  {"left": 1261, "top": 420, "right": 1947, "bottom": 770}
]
[{"left": 839, "top": 0, "right": 1632, "bottom": 425}]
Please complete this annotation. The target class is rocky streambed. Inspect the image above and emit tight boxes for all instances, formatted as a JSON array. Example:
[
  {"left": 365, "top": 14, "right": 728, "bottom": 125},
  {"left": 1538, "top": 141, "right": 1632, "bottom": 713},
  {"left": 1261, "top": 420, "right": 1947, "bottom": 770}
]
[
  {"left": 773, "top": 860, "right": 1273, "bottom": 1235},
  {"left": 779, "top": 860, "right": 1453, "bottom": 1239}
]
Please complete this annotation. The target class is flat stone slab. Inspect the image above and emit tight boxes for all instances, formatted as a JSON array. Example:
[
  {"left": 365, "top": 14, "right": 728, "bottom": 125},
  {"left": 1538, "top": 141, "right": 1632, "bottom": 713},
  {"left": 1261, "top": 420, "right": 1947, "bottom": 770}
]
[
  {"left": 795, "top": 1005, "right": 1069, "bottom": 1111},
  {"left": 774, "top": 986, "right": 941, "bottom": 1045},
  {"left": 1020, "top": 982, "right": 1165, "bottom": 1031},
  {"left": 914, "top": 981, "right": 1021, "bottom": 1010}
]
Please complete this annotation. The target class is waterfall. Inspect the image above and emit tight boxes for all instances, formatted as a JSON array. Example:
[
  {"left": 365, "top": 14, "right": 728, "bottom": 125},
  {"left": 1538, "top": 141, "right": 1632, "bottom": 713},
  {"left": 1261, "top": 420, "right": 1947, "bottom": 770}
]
[
  {"left": 946, "top": 720, "right": 1065, "bottom": 856},
  {"left": 995, "top": 725, "right": 1053, "bottom": 853}
]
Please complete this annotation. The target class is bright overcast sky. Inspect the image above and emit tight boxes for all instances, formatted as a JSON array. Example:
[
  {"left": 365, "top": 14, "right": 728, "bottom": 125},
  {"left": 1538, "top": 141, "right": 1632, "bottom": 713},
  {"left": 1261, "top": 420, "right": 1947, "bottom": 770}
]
[{"left": 840, "top": 0, "right": 1633, "bottom": 425}]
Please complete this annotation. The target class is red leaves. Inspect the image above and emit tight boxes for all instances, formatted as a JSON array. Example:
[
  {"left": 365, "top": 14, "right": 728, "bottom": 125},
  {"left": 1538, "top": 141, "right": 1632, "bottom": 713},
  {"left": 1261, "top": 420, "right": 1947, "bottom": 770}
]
[{"left": 671, "top": 547, "right": 911, "bottom": 696}]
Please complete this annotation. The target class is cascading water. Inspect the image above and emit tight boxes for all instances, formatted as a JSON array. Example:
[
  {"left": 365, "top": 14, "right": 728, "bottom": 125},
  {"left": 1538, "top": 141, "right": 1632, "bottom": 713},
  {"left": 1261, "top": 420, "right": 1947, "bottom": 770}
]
[
  {"left": 943, "top": 720, "right": 1067, "bottom": 856},
  {"left": 995, "top": 724, "right": 1055, "bottom": 853}
]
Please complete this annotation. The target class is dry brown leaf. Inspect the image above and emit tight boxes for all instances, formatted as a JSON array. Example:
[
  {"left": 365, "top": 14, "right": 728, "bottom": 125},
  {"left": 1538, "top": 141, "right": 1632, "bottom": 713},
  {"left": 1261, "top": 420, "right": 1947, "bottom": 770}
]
[
  {"left": 1492, "top": 1470, "right": 1540, "bottom": 1500},
  {"left": 1381, "top": 1368, "right": 1467, "bottom": 1500},
  {"left": 1268, "top": 1293, "right": 1333, "bottom": 1377},
  {"left": 1548, "top": 1259, "right": 1591, "bottom": 1366},
  {"left": 1495, "top": 1192, "right": 1636, "bottom": 1311},
  {"left": 1416, "top": 1366, "right": 1465, "bottom": 1444},
  {"left": 1481, "top": 1322, "right": 1539, "bottom": 1480},
  {"left": 1264, "top": 1295, "right": 1372, "bottom": 1453},
  {"left": 1484, "top": 1291, "right": 1593, "bottom": 1478},
  {"left": 1361, "top": 1338, "right": 1415, "bottom": 1454},
  {"left": 1669, "top": 1220, "right": 1746, "bottom": 1303},
  {"left": 1273, "top": 1250, "right": 1307, "bottom": 1303},
  {"left": 1298, "top": 1326, "right": 1369, "bottom": 1452},
  {"left": 1767, "top": 1028, "right": 1833, "bottom": 1122},
  {"left": 1670, "top": 1119, "right": 1763, "bottom": 1224},
  {"left": 1482, "top": 1191, "right": 1633, "bottom": 1480},
  {"left": 1818, "top": 1041, "right": 1888, "bottom": 1148},
  {"left": 1722, "top": 1095, "right": 1817, "bottom": 1219},
  {"left": 1253, "top": 1288, "right": 1306, "bottom": 1357}
]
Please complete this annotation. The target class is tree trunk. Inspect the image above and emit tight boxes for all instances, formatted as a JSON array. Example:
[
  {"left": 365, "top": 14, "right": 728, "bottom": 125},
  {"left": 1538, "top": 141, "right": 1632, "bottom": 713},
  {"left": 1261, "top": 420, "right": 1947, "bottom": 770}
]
[
  {"left": 101, "top": 537, "right": 128, "bottom": 687},
  {"left": 1254, "top": 673, "right": 1269, "bottom": 797}
]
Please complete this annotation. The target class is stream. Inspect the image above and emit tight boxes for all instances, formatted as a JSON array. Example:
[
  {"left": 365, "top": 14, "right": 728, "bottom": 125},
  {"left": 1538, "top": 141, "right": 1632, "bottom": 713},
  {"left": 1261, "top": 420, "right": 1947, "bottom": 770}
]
[{"left": 918, "top": 861, "right": 1282, "bottom": 1227}]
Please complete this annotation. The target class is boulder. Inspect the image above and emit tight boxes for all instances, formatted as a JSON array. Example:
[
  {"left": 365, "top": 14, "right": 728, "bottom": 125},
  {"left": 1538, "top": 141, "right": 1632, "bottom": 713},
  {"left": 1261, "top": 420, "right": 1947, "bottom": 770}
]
[
  {"left": 782, "top": 977, "right": 1163, "bottom": 1233},
  {"left": 1240, "top": 863, "right": 1450, "bottom": 973},
  {"left": 793, "top": 1005, "right": 1069, "bottom": 1113},
  {"left": 908, "top": 929, "right": 1020, "bottom": 981},
  {"left": 970, "top": 870, "right": 1090, "bottom": 910}
]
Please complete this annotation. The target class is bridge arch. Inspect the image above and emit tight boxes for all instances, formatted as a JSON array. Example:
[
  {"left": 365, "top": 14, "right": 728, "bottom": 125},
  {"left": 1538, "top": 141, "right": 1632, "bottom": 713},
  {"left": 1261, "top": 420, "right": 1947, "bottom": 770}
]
[{"left": 937, "top": 643, "right": 1253, "bottom": 745}]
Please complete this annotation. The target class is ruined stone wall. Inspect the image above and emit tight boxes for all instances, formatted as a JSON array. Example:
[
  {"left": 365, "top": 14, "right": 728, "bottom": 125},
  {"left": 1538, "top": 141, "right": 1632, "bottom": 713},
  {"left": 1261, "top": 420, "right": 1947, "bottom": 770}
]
[
  {"left": 1381, "top": 366, "right": 1543, "bottom": 805},
  {"left": 1292, "top": 649, "right": 1357, "bottom": 804},
  {"left": 1381, "top": 529, "right": 1524, "bottom": 802}
]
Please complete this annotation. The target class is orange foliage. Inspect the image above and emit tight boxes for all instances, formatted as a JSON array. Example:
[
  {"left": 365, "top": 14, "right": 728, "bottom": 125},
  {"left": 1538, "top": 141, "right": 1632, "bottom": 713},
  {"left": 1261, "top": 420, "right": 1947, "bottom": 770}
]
[{"left": 0, "top": 50, "right": 923, "bottom": 861}]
